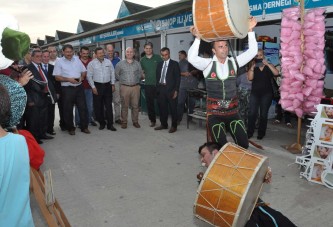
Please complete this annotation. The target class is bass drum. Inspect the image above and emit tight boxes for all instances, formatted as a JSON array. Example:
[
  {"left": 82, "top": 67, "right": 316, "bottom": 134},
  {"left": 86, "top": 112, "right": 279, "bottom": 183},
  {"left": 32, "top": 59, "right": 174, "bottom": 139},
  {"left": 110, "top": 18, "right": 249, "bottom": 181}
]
[
  {"left": 194, "top": 143, "right": 269, "bottom": 227},
  {"left": 193, "top": 0, "right": 250, "bottom": 41}
]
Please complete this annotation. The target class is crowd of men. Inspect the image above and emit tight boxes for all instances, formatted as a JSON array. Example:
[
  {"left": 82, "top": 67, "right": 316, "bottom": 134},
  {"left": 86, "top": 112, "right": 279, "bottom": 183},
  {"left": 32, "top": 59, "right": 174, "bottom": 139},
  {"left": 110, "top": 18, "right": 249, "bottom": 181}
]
[{"left": 13, "top": 41, "right": 204, "bottom": 144}]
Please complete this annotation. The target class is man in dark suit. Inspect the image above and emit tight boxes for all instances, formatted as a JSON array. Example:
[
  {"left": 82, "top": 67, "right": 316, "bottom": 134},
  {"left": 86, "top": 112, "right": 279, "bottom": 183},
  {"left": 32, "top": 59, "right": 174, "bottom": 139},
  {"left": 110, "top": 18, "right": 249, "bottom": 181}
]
[
  {"left": 155, "top": 47, "right": 180, "bottom": 133},
  {"left": 25, "top": 50, "right": 54, "bottom": 143},
  {"left": 41, "top": 50, "right": 57, "bottom": 135}
]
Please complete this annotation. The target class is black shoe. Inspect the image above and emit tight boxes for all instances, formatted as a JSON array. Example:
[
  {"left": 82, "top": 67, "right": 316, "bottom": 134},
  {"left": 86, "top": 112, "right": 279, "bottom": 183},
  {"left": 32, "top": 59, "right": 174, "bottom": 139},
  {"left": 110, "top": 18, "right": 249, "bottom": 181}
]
[
  {"left": 36, "top": 139, "right": 43, "bottom": 144},
  {"left": 91, "top": 121, "right": 97, "bottom": 126},
  {"left": 47, "top": 130, "right": 56, "bottom": 135},
  {"left": 115, "top": 119, "right": 122, "bottom": 125},
  {"left": 60, "top": 126, "right": 66, "bottom": 131},
  {"left": 81, "top": 128, "right": 91, "bottom": 134},
  {"left": 99, "top": 124, "right": 105, "bottom": 130},
  {"left": 40, "top": 134, "right": 54, "bottom": 140},
  {"left": 107, "top": 125, "right": 117, "bottom": 131},
  {"left": 155, "top": 125, "right": 168, "bottom": 130},
  {"left": 168, "top": 127, "right": 177, "bottom": 133},
  {"left": 257, "top": 135, "right": 264, "bottom": 140},
  {"left": 68, "top": 130, "right": 75, "bottom": 135}
]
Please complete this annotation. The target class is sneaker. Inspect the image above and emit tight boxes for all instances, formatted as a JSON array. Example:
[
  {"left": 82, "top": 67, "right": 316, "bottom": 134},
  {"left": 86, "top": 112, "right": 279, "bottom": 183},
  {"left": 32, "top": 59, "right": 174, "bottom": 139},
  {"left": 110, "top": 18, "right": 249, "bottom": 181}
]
[{"left": 90, "top": 121, "right": 97, "bottom": 126}]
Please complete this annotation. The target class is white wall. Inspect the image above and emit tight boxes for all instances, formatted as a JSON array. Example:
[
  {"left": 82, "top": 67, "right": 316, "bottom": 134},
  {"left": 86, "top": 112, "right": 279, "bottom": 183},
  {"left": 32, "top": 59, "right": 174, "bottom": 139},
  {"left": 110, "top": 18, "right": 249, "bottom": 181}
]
[{"left": 166, "top": 32, "right": 194, "bottom": 61}]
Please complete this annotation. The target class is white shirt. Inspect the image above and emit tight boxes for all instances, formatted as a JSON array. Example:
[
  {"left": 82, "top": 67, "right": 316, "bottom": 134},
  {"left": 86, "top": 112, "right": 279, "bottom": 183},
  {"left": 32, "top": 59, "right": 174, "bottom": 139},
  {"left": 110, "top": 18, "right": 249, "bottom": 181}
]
[
  {"left": 53, "top": 56, "right": 86, "bottom": 87},
  {"left": 87, "top": 58, "right": 115, "bottom": 89},
  {"left": 188, "top": 32, "right": 258, "bottom": 80}
]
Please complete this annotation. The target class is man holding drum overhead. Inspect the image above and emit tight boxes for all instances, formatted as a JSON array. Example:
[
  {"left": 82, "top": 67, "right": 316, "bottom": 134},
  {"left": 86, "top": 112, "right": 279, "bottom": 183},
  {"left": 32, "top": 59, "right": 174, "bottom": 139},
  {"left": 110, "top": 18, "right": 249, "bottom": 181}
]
[{"left": 188, "top": 17, "right": 258, "bottom": 149}]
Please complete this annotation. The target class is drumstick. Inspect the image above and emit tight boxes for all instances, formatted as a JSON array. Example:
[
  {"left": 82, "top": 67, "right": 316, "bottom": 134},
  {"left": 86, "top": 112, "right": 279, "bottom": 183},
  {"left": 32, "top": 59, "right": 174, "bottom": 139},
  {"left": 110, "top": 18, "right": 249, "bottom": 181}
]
[{"left": 249, "top": 139, "right": 264, "bottom": 150}]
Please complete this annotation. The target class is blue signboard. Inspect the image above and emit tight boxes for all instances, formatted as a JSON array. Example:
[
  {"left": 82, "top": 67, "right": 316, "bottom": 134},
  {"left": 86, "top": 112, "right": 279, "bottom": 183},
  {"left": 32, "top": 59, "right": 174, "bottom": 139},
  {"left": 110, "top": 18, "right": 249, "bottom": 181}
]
[
  {"left": 93, "top": 11, "right": 194, "bottom": 43},
  {"left": 88, "top": 0, "right": 333, "bottom": 44},
  {"left": 249, "top": 0, "right": 332, "bottom": 16}
]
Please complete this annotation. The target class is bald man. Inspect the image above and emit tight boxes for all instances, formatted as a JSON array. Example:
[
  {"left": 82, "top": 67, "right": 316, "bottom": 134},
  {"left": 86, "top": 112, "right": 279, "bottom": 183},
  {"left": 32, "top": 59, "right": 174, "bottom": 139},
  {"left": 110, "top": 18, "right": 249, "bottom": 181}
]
[{"left": 115, "top": 47, "right": 143, "bottom": 129}]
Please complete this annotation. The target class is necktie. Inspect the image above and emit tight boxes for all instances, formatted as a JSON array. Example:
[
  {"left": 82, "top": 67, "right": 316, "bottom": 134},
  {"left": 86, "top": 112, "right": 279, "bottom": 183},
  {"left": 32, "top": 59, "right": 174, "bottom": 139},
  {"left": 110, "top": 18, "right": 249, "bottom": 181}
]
[
  {"left": 43, "top": 64, "right": 48, "bottom": 74},
  {"left": 160, "top": 62, "right": 167, "bottom": 83},
  {"left": 38, "top": 65, "right": 48, "bottom": 92}
]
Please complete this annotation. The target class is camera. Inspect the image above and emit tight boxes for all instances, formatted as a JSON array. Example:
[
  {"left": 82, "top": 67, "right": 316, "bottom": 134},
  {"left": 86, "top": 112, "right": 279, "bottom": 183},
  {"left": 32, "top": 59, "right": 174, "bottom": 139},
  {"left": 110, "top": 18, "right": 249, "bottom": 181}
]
[
  {"left": 19, "top": 65, "right": 28, "bottom": 72},
  {"left": 255, "top": 59, "right": 263, "bottom": 67}
]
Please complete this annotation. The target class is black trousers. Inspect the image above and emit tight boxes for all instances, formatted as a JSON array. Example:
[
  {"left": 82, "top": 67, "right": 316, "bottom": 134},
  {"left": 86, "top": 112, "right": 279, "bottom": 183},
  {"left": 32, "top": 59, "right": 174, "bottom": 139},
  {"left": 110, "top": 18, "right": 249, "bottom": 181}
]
[
  {"left": 25, "top": 99, "right": 48, "bottom": 140},
  {"left": 57, "top": 94, "right": 66, "bottom": 129},
  {"left": 144, "top": 85, "right": 157, "bottom": 123},
  {"left": 207, "top": 113, "right": 249, "bottom": 149},
  {"left": 46, "top": 102, "right": 55, "bottom": 132},
  {"left": 62, "top": 85, "right": 88, "bottom": 131},
  {"left": 157, "top": 85, "right": 178, "bottom": 128},
  {"left": 93, "top": 82, "right": 113, "bottom": 127}
]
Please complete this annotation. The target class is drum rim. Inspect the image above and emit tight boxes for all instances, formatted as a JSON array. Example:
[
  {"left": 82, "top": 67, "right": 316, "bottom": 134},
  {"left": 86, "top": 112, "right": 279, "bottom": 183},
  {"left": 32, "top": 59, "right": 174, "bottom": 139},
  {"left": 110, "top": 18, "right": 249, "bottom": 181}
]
[
  {"left": 193, "top": 142, "right": 268, "bottom": 226},
  {"left": 192, "top": 0, "right": 249, "bottom": 41}
]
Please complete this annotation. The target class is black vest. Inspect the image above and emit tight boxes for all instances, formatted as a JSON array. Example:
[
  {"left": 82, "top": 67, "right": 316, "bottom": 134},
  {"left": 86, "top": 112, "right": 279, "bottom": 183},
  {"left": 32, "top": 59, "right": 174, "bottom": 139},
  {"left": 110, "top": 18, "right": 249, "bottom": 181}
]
[{"left": 205, "top": 60, "right": 237, "bottom": 100}]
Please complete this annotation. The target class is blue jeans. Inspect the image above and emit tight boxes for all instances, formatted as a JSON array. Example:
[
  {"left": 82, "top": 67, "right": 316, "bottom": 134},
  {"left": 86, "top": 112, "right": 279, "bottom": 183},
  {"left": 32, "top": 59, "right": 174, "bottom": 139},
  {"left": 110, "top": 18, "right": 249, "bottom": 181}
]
[
  {"left": 75, "top": 89, "right": 93, "bottom": 126},
  {"left": 247, "top": 92, "right": 273, "bottom": 137}
]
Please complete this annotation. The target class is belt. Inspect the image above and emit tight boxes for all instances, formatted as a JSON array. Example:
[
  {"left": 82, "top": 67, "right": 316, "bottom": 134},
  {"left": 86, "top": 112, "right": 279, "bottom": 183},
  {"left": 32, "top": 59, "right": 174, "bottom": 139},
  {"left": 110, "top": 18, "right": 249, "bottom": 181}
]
[{"left": 122, "top": 83, "right": 139, "bottom": 87}]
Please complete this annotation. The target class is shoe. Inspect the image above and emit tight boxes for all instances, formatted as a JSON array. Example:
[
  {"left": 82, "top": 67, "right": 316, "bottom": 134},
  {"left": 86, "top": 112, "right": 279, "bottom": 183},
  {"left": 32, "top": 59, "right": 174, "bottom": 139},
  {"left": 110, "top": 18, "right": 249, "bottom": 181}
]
[
  {"left": 36, "top": 139, "right": 43, "bottom": 144},
  {"left": 91, "top": 121, "right": 97, "bottom": 126},
  {"left": 168, "top": 127, "right": 177, "bottom": 133},
  {"left": 81, "top": 128, "right": 91, "bottom": 134},
  {"left": 47, "top": 130, "right": 56, "bottom": 135},
  {"left": 115, "top": 119, "right": 122, "bottom": 125},
  {"left": 68, "top": 130, "right": 75, "bottom": 135},
  {"left": 133, "top": 122, "right": 141, "bottom": 128},
  {"left": 40, "top": 134, "right": 54, "bottom": 140},
  {"left": 99, "top": 124, "right": 105, "bottom": 130},
  {"left": 121, "top": 123, "right": 127, "bottom": 129},
  {"left": 257, "top": 135, "right": 264, "bottom": 140},
  {"left": 60, "top": 126, "right": 66, "bottom": 131},
  {"left": 150, "top": 122, "right": 156, "bottom": 127},
  {"left": 155, "top": 125, "right": 168, "bottom": 130},
  {"left": 107, "top": 125, "right": 117, "bottom": 131},
  {"left": 273, "top": 119, "right": 281, "bottom": 125},
  {"left": 286, "top": 122, "right": 293, "bottom": 128}
]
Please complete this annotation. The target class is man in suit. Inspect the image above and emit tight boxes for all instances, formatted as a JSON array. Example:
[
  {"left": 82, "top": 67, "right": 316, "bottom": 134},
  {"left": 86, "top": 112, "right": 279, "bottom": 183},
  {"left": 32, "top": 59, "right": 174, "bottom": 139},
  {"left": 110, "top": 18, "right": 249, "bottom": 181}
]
[
  {"left": 41, "top": 50, "right": 57, "bottom": 135},
  {"left": 155, "top": 47, "right": 180, "bottom": 133},
  {"left": 25, "top": 50, "right": 54, "bottom": 143}
]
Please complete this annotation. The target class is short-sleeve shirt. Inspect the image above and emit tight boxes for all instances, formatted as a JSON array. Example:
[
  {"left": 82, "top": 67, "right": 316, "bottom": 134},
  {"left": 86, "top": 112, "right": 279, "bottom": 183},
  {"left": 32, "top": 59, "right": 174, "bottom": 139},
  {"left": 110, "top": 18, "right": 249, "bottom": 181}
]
[
  {"left": 53, "top": 56, "right": 86, "bottom": 87},
  {"left": 115, "top": 60, "right": 142, "bottom": 86},
  {"left": 140, "top": 54, "right": 162, "bottom": 86}
]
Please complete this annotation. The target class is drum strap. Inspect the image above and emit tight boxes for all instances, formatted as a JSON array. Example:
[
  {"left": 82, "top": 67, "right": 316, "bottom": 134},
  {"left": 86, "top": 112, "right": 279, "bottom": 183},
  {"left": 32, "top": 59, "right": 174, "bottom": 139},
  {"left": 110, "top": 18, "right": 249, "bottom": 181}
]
[{"left": 227, "top": 40, "right": 240, "bottom": 71}]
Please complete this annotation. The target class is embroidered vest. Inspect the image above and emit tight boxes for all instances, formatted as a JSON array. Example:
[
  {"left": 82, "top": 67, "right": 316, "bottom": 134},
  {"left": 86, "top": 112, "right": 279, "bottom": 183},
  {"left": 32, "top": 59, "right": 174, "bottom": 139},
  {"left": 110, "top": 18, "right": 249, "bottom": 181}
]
[
  {"left": 205, "top": 60, "right": 239, "bottom": 115},
  {"left": 205, "top": 60, "right": 237, "bottom": 100}
]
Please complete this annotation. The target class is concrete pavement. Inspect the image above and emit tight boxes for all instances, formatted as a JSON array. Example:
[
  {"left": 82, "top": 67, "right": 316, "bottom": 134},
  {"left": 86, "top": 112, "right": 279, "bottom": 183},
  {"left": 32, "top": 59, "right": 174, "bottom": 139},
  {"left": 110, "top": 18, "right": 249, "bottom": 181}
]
[{"left": 31, "top": 113, "right": 332, "bottom": 227}]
